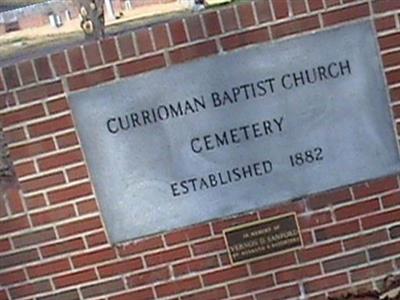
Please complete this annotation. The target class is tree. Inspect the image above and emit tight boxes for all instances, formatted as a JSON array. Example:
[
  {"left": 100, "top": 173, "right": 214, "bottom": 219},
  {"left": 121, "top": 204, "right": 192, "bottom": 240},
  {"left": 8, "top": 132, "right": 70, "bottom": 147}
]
[{"left": 78, "top": 0, "right": 107, "bottom": 40}]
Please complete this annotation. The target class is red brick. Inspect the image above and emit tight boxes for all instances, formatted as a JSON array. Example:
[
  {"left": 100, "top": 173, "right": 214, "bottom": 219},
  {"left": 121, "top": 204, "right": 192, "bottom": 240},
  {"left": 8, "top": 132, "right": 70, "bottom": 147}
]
[
  {"left": 67, "top": 164, "right": 89, "bottom": 182},
  {"left": 152, "top": 23, "right": 170, "bottom": 50},
  {"left": 369, "top": 240, "right": 400, "bottom": 261},
  {"left": 84, "top": 42, "right": 103, "bottom": 67},
  {"left": 77, "top": 198, "right": 98, "bottom": 215},
  {"left": 304, "top": 273, "right": 348, "bottom": 294},
  {"left": 276, "top": 263, "right": 321, "bottom": 283},
  {"left": 17, "top": 80, "right": 63, "bottom": 104},
  {"left": 117, "top": 236, "right": 164, "bottom": 257},
  {"left": 173, "top": 255, "right": 219, "bottom": 277},
  {"left": 259, "top": 200, "right": 306, "bottom": 219},
  {"left": 4, "top": 127, "right": 26, "bottom": 144},
  {"left": 308, "top": 0, "right": 323, "bottom": 11},
  {"left": 375, "top": 15, "right": 396, "bottom": 32},
  {"left": 382, "top": 191, "right": 400, "bottom": 208},
  {"left": 271, "top": 0, "right": 289, "bottom": 19},
  {"left": 322, "top": 251, "right": 367, "bottom": 273},
  {"left": 0, "top": 73, "right": 4, "bottom": 91},
  {"left": 325, "top": 0, "right": 340, "bottom": 6},
  {"left": 191, "top": 237, "right": 225, "bottom": 255},
  {"left": 127, "top": 266, "right": 170, "bottom": 287},
  {"left": 315, "top": 219, "right": 360, "bottom": 241},
  {"left": 298, "top": 211, "right": 332, "bottom": 229},
  {"left": 10, "top": 138, "right": 55, "bottom": 160},
  {"left": 145, "top": 246, "right": 190, "bottom": 266},
  {"left": 379, "top": 32, "right": 400, "bottom": 51},
  {"left": 181, "top": 287, "right": 227, "bottom": 300},
  {"left": 0, "top": 248, "right": 39, "bottom": 269},
  {"left": 81, "top": 278, "right": 125, "bottom": 298},
  {"left": 0, "top": 92, "right": 16, "bottom": 110},
  {"left": 98, "top": 257, "right": 143, "bottom": 278},
  {"left": 57, "top": 216, "right": 102, "bottom": 238},
  {"left": 13, "top": 227, "right": 56, "bottom": 248},
  {"left": 203, "top": 265, "right": 248, "bottom": 286},
  {"left": 0, "top": 269, "right": 26, "bottom": 285},
  {"left": 24, "top": 194, "right": 46, "bottom": 210},
  {"left": 67, "top": 47, "right": 86, "bottom": 71},
  {"left": 67, "top": 67, "right": 115, "bottom": 91},
  {"left": 86, "top": 231, "right": 108, "bottom": 247},
  {"left": 28, "top": 114, "right": 74, "bottom": 137},
  {"left": 185, "top": 15, "right": 205, "bottom": 41},
  {"left": 343, "top": 229, "right": 388, "bottom": 251},
  {"left": 202, "top": 11, "right": 222, "bottom": 36},
  {"left": 256, "top": 284, "right": 300, "bottom": 300},
  {"left": 38, "top": 149, "right": 83, "bottom": 171},
  {"left": 34, "top": 57, "right": 53, "bottom": 80},
  {"left": 0, "top": 239, "right": 11, "bottom": 253},
  {"left": 271, "top": 15, "right": 320, "bottom": 39},
  {"left": 118, "top": 33, "right": 136, "bottom": 59},
  {"left": 0, "top": 215, "right": 29, "bottom": 235},
  {"left": 18, "top": 61, "right": 36, "bottom": 85},
  {"left": 40, "top": 238, "right": 85, "bottom": 258},
  {"left": 0, "top": 290, "right": 6, "bottom": 300},
  {"left": 56, "top": 131, "right": 79, "bottom": 149},
  {"left": 250, "top": 251, "right": 296, "bottom": 274},
  {"left": 27, "top": 258, "right": 71, "bottom": 278},
  {"left": 47, "top": 182, "right": 92, "bottom": 204},
  {"left": 298, "top": 241, "right": 342, "bottom": 262},
  {"left": 255, "top": 0, "right": 273, "bottom": 23},
  {"left": 51, "top": 52, "right": 70, "bottom": 76},
  {"left": 118, "top": 54, "right": 165, "bottom": 78},
  {"left": 351, "top": 261, "right": 393, "bottom": 282},
  {"left": 46, "top": 96, "right": 69, "bottom": 114},
  {"left": 100, "top": 38, "right": 119, "bottom": 63},
  {"left": 212, "top": 213, "right": 257, "bottom": 234},
  {"left": 169, "top": 19, "right": 188, "bottom": 45},
  {"left": 373, "top": 0, "right": 400, "bottom": 13},
  {"left": 31, "top": 204, "right": 75, "bottom": 226},
  {"left": 220, "top": 7, "right": 238, "bottom": 32},
  {"left": 221, "top": 27, "right": 269, "bottom": 51},
  {"left": 165, "top": 224, "right": 211, "bottom": 245},
  {"left": 37, "top": 289, "right": 80, "bottom": 300},
  {"left": 5, "top": 188, "right": 24, "bottom": 214},
  {"left": 308, "top": 188, "right": 352, "bottom": 210},
  {"left": 109, "top": 287, "right": 154, "bottom": 300},
  {"left": 237, "top": 3, "right": 256, "bottom": 28},
  {"left": 362, "top": 208, "right": 400, "bottom": 230},
  {"left": 228, "top": 275, "right": 274, "bottom": 296},
  {"left": 335, "top": 198, "right": 380, "bottom": 221},
  {"left": 2, "top": 65, "right": 20, "bottom": 89},
  {"left": 155, "top": 276, "right": 202, "bottom": 297},
  {"left": 387, "top": 68, "right": 400, "bottom": 85},
  {"left": 9, "top": 280, "right": 52, "bottom": 298},
  {"left": 393, "top": 104, "right": 400, "bottom": 118},
  {"left": 53, "top": 269, "right": 97, "bottom": 288},
  {"left": 323, "top": 3, "right": 370, "bottom": 26},
  {"left": 390, "top": 224, "right": 400, "bottom": 238},
  {"left": 170, "top": 40, "right": 218, "bottom": 64},
  {"left": 135, "top": 28, "right": 154, "bottom": 54},
  {"left": 289, "top": 0, "right": 307, "bottom": 15},
  {"left": 72, "top": 247, "right": 116, "bottom": 268}
]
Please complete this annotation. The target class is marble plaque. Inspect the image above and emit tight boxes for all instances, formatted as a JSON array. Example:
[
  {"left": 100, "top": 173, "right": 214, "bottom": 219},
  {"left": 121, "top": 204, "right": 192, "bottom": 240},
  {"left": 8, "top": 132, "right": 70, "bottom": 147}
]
[{"left": 69, "top": 21, "right": 400, "bottom": 243}]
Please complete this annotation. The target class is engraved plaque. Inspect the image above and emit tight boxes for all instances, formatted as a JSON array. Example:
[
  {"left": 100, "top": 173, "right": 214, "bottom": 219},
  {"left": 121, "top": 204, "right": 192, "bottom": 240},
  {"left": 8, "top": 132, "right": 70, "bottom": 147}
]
[
  {"left": 224, "top": 213, "right": 302, "bottom": 264},
  {"left": 69, "top": 21, "right": 400, "bottom": 243}
]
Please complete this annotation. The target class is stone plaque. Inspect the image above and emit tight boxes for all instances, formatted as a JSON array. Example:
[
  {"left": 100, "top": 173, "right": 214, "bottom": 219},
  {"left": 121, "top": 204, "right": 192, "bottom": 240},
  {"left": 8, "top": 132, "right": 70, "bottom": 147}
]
[
  {"left": 224, "top": 213, "right": 302, "bottom": 264},
  {"left": 69, "top": 21, "right": 400, "bottom": 243}
]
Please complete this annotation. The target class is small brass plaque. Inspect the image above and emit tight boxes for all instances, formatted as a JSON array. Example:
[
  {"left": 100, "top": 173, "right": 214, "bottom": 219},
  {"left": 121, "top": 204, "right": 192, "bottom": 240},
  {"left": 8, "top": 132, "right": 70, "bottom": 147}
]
[{"left": 223, "top": 213, "right": 303, "bottom": 264}]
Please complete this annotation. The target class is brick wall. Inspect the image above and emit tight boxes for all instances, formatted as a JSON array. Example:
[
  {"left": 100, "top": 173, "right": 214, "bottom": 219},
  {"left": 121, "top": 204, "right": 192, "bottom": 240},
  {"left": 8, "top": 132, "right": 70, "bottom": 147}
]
[{"left": 1, "top": 0, "right": 400, "bottom": 299}]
